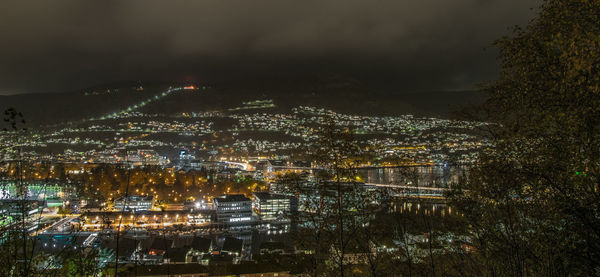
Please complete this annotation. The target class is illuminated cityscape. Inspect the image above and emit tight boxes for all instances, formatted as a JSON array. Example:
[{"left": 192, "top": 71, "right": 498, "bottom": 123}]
[
  {"left": 0, "top": 83, "right": 484, "bottom": 276},
  {"left": 1, "top": 0, "right": 597, "bottom": 276}
]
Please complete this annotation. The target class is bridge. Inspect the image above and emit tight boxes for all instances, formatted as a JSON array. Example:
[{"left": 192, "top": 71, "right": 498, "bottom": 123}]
[
  {"left": 223, "top": 161, "right": 250, "bottom": 170},
  {"left": 366, "top": 183, "right": 449, "bottom": 200}
]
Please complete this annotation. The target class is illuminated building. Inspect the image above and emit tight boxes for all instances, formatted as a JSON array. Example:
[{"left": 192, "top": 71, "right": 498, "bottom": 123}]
[
  {"left": 114, "top": 195, "right": 154, "bottom": 212},
  {"left": 252, "top": 192, "right": 297, "bottom": 221},
  {"left": 80, "top": 210, "right": 214, "bottom": 231},
  {"left": 126, "top": 149, "right": 168, "bottom": 167},
  {"left": 213, "top": 194, "right": 252, "bottom": 225},
  {"left": 0, "top": 181, "right": 71, "bottom": 201}
]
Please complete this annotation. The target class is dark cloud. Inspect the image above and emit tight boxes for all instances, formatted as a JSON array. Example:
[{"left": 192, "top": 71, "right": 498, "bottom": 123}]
[{"left": 0, "top": 0, "right": 540, "bottom": 94}]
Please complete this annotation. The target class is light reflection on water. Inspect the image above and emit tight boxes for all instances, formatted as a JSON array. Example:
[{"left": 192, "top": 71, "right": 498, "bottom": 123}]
[
  {"left": 389, "top": 201, "right": 456, "bottom": 218},
  {"left": 358, "top": 165, "right": 467, "bottom": 188}
]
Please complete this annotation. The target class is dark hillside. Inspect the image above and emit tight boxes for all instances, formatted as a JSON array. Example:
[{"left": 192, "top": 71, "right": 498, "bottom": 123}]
[{"left": 0, "top": 79, "right": 487, "bottom": 127}]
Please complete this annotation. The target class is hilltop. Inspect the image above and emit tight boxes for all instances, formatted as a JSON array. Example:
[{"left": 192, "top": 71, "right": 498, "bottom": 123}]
[{"left": 0, "top": 78, "right": 486, "bottom": 127}]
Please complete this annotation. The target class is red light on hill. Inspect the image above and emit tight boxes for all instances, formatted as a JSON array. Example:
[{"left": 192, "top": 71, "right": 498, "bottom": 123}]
[{"left": 183, "top": 86, "right": 195, "bottom": 90}]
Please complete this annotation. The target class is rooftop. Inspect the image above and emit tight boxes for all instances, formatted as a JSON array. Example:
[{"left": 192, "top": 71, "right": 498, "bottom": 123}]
[
  {"left": 213, "top": 194, "right": 250, "bottom": 203},
  {"left": 253, "top": 192, "right": 292, "bottom": 201},
  {"left": 115, "top": 195, "right": 153, "bottom": 202}
]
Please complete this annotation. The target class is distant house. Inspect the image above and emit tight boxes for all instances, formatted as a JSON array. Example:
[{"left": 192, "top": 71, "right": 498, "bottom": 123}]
[
  {"left": 135, "top": 235, "right": 215, "bottom": 265},
  {"left": 106, "top": 237, "right": 139, "bottom": 263},
  {"left": 221, "top": 237, "right": 244, "bottom": 257},
  {"left": 212, "top": 236, "right": 244, "bottom": 264},
  {"left": 149, "top": 237, "right": 173, "bottom": 255},
  {"left": 171, "top": 236, "right": 213, "bottom": 264},
  {"left": 140, "top": 237, "right": 174, "bottom": 264},
  {"left": 166, "top": 247, "right": 191, "bottom": 264},
  {"left": 189, "top": 237, "right": 213, "bottom": 255}
]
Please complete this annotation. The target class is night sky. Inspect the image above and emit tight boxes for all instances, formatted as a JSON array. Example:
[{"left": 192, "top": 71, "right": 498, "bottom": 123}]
[{"left": 0, "top": 0, "right": 539, "bottom": 95}]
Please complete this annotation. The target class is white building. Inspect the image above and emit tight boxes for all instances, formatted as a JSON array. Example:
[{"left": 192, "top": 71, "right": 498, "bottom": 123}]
[
  {"left": 213, "top": 194, "right": 252, "bottom": 225},
  {"left": 114, "top": 195, "right": 154, "bottom": 212}
]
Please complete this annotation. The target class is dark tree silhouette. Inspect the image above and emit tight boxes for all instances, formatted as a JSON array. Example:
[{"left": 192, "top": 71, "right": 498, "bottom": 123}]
[{"left": 449, "top": 1, "right": 600, "bottom": 276}]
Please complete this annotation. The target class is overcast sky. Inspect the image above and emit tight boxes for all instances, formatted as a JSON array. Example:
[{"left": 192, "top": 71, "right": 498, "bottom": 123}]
[{"left": 0, "top": 0, "right": 540, "bottom": 95}]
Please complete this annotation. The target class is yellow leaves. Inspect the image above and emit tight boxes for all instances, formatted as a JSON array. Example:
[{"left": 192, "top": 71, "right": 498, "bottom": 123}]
[{"left": 522, "top": 184, "right": 533, "bottom": 194}]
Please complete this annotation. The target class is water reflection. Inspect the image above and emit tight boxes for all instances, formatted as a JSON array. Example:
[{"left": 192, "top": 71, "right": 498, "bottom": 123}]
[
  {"left": 390, "top": 201, "right": 454, "bottom": 217},
  {"left": 358, "top": 165, "right": 466, "bottom": 188}
]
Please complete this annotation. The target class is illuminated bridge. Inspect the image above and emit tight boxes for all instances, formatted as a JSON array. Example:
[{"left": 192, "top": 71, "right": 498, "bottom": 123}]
[{"left": 366, "top": 183, "right": 449, "bottom": 200}]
